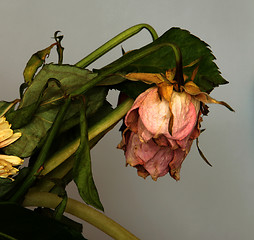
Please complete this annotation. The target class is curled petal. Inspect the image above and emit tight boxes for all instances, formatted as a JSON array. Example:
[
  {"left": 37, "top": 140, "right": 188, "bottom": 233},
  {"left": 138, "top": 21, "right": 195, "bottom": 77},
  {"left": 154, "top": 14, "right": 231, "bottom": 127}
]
[
  {"left": 0, "top": 154, "right": 24, "bottom": 166},
  {"left": 125, "top": 72, "right": 165, "bottom": 85},
  {"left": 0, "top": 158, "right": 20, "bottom": 179},
  {"left": 0, "top": 116, "right": 22, "bottom": 148},
  {"left": 0, "top": 117, "right": 23, "bottom": 179},
  {"left": 125, "top": 87, "right": 153, "bottom": 132},
  {"left": 0, "top": 159, "right": 12, "bottom": 170},
  {"left": 0, "top": 132, "right": 22, "bottom": 148},
  {"left": 0, "top": 129, "right": 13, "bottom": 144},
  {"left": 183, "top": 81, "right": 234, "bottom": 112}
]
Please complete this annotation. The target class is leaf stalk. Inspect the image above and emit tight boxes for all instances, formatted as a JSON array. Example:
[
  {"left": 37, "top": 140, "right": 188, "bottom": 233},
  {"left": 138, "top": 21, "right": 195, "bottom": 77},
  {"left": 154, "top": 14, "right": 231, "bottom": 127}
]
[{"left": 75, "top": 23, "right": 158, "bottom": 69}]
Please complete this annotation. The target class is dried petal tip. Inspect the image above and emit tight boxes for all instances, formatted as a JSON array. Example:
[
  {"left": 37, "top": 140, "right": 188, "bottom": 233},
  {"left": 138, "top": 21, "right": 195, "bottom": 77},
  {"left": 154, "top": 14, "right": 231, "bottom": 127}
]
[
  {"left": 170, "top": 170, "right": 180, "bottom": 181},
  {"left": 0, "top": 116, "right": 23, "bottom": 179},
  {"left": 0, "top": 116, "right": 21, "bottom": 148}
]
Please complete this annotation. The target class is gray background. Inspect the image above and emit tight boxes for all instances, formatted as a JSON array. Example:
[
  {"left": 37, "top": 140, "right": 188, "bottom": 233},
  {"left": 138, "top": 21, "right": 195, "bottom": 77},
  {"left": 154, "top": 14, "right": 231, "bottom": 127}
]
[{"left": 0, "top": 0, "right": 253, "bottom": 239}]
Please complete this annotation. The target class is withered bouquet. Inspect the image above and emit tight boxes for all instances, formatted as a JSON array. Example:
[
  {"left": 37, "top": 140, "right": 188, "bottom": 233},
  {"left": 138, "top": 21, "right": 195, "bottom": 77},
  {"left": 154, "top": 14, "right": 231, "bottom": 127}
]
[{"left": 0, "top": 24, "right": 233, "bottom": 239}]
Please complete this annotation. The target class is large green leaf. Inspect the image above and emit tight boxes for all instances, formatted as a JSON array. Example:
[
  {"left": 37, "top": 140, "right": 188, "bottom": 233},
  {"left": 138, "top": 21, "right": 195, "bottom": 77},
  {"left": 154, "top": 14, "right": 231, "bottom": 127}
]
[
  {"left": 0, "top": 203, "right": 86, "bottom": 240},
  {"left": 73, "top": 99, "right": 104, "bottom": 211},
  {"left": 101, "top": 27, "right": 228, "bottom": 92},
  {"left": 4, "top": 64, "right": 107, "bottom": 157}
]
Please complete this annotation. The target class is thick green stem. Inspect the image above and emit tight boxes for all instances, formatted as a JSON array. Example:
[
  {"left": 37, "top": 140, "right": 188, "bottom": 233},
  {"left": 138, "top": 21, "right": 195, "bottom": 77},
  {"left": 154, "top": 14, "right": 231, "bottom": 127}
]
[
  {"left": 10, "top": 98, "right": 72, "bottom": 203},
  {"left": 75, "top": 23, "right": 158, "bottom": 69},
  {"left": 22, "top": 191, "right": 139, "bottom": 240}
]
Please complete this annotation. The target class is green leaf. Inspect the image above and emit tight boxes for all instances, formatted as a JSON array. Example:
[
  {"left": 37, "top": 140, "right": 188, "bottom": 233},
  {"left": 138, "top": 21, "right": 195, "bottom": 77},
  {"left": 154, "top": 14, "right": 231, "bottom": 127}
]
[
  {"left": 0, "top": 203, "right": 86, "bottom": 240},
  {"left": 73, "top": 98, "right": 104, "bottom": 211},
  {"left": 6, "top": 79, "right": 62, "bottom": 129},
  {"left": 101, "top": 27, "right": 228, "bottom": 92},
  {"left": 20, "top": 64, "right": 97, "bottom": 108},
  {"left": 0, "top": 100, "right": 19, "bottom": 117},
  {"left": 3, "top": 64, "right": 107, "bottom": 158}
]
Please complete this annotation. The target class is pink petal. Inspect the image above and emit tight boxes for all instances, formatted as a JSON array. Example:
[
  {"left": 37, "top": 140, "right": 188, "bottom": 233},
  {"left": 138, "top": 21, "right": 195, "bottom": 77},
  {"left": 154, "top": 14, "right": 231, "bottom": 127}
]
[
  {"left": 135, "top": 138, "right": 161, "bottom": 163},
  {"left": 125, "top": 87, "right": 154, "bottom": 132},
  {"left": 169, "top": 139, "right": 194, "bottom": 180},
  {"left": 125, "top": 132, "right": 143, "bottom": 166},
  {"left": 144, "top": 147, "right": 173, "bottom": 180},
  {"left": 170, "top": 92, "right": 199, "bottom": 140},
  {"left": 139, "top": 87, "right": 170, "bottom": 138},
  {"left": 137, "top": 118, "right": 153, "bottom": 142}
]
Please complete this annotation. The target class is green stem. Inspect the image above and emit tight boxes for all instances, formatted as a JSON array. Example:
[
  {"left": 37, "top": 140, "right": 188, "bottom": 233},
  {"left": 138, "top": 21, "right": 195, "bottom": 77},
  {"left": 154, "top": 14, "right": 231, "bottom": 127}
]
[
  {"left": 71, "top": 42, "right": 184, "bottom": 97},
  {"left": 39, "top": 98, "right": 134, "bottom": 177},
  {"left": 22, "top": 191, "right": 139, "bottom": 240},
  {"left": 10, "top": 97, "right": 72, "bottom": 203},
  {"left": 170, "top": 44, "right": 184, "bottom": 89},
  {"left": 75, "top": 23, "right": 158, "bottom": 69}
]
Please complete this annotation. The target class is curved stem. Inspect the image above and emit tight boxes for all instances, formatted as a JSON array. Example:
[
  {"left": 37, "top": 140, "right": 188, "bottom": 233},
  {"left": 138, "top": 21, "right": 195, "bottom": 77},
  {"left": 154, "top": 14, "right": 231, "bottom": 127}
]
[
  {"left": 71, "top": 42, "right": 184, "bottom": 97},
  {"left": 75, "top": 23, "right": 158, "bottom": 69},
  {"left": 23, "top": 191, "right": 139, "bottom": 240}
]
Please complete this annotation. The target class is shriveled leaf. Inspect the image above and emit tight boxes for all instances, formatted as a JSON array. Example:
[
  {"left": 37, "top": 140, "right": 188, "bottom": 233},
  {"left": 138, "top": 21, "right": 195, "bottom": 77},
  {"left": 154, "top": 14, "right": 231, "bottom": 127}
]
[
  {"left": 3, "top": 64, "right": 107, "bottom": 157},
  {"left": 73, "top": 99, "right": 103, "bottom": 211},
  {"left": 102, "top": 27, "right": 228, "bottom": 92},
  {"left": 23, "top": 43, "right": 56, "bottom": 86},
  {"left": 0, "top": 203, "right": 86, "bottom": 240},
  {"left": 183, "top": 81, "right": 234, "bottom": 112},
  {"left": 54, "top": 31, "right": 64, "bottom": 65}
]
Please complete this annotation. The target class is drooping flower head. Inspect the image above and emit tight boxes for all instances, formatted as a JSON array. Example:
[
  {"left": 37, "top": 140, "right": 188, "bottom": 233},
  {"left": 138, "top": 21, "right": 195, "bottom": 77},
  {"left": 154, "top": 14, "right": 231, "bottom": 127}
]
[
  {"left": 118, "top": 65, "right": 233, "bottom": 181},
  {"left": 0, "top": 116, "right": 23, "bottom": 179}
]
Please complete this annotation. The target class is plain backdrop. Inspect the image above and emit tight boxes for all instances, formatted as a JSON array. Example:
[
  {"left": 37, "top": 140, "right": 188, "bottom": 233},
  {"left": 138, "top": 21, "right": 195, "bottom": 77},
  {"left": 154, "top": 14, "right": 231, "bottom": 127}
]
[{"left": 0, "top": 1, "right": 253, "bottom": 239}]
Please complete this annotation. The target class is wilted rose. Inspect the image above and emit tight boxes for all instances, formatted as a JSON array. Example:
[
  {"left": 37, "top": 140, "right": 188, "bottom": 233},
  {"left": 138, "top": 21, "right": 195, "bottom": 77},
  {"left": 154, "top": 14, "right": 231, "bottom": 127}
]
[
  {"left": 118, "top": 86, "right": 201, "bottom": 180},
  {"left": 118, "top": 70, "right": 233, "bottom": 181}
]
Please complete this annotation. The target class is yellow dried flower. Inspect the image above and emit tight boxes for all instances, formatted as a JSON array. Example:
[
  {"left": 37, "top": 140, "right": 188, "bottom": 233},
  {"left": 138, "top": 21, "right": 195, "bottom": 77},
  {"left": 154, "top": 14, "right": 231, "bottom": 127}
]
[{"left": 0, "top": 116, "right": 23, "bottom": 179}]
